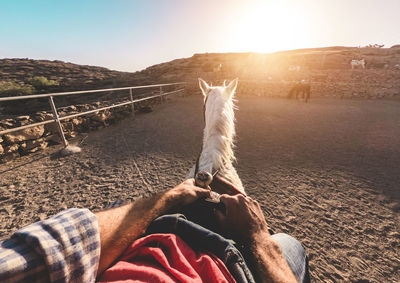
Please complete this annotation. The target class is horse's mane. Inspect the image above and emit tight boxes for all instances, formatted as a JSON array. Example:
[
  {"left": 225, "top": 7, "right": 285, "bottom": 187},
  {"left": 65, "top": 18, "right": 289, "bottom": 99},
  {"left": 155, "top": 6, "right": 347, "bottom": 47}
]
[
  {"left": 202, "top": 87, "right": 237, "bottom": 170},
  {"left": 188, "top": 78, "right": 244, "bottom": 193}
]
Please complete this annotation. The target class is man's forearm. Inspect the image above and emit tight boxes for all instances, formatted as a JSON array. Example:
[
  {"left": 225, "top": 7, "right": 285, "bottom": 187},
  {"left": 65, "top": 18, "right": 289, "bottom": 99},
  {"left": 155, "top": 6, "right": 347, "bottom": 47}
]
[
  {"left": 95, "top": 190, "right": 177, "bottom": 276},
  {"left": 249, "top": 232, "right": 298, "bottom": 283}
]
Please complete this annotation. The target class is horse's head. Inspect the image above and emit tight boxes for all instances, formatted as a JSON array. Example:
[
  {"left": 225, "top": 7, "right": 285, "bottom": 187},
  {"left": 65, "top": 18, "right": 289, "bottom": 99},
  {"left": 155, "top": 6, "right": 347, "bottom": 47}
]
[
  {"left": 198, "top": 78, "right": 238, "bottom": 125},
  {"left": 198, "top": 78, "right": 237, "bottom": 106}
]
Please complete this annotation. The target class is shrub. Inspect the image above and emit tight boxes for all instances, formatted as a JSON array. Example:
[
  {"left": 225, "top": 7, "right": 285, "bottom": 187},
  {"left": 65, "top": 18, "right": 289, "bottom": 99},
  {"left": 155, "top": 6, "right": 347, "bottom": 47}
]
[
  {"left": 0, "top": 82, "right": 35, "bottom": 97},
  {"left": 30, "top": 76, "right": 58, "bottom": 90}
]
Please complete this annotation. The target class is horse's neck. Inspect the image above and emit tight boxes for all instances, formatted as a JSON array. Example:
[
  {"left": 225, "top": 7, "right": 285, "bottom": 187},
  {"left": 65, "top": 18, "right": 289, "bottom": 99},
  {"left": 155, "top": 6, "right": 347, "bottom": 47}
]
[{"left": 199, "top": 101, "right": 235, "bottom": 173}]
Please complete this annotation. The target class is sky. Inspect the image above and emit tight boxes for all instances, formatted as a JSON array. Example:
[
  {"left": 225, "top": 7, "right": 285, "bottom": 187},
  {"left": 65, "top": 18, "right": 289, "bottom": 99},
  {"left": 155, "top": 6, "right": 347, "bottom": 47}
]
[{"left": 0, "top": 0, "right": 399, "bottom": 72}]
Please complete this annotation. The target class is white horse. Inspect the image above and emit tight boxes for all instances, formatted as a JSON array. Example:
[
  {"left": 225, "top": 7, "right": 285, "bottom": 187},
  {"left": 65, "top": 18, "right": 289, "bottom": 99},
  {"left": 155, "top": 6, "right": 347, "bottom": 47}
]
[
  {"left": 187, "top": 78, "right": 245, "bottom": 194},
  {"left": 351, "top": 59, "right": 365, "bottom": 69},
  {"left": 288, "top": 65, "right": 301, "bottom": 72},
  {"left": 213, "top": 64, "right": 222, "bottom": 72}
]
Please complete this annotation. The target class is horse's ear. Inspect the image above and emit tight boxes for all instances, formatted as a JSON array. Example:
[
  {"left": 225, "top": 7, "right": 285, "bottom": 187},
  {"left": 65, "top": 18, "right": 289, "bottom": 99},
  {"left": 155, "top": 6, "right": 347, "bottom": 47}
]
[
  {"left": 198, "top": 78, "right": 209, "bottom": 96},
  {"left": 226, "top": 78, "right": 238, "bottom": 98}
]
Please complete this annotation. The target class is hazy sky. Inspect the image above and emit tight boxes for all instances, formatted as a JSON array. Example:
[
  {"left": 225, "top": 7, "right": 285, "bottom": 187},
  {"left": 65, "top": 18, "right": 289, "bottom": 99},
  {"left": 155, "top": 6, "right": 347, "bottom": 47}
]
[{"left": 1, "top": 0, "right": 399, "bottom": 72}]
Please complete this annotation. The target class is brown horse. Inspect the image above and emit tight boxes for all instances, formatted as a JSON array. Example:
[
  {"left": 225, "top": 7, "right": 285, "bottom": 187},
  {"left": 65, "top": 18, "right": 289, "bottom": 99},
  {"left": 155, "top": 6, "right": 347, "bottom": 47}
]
[{"left": 288, "top": 82, "right": 311, "bottom": 102}]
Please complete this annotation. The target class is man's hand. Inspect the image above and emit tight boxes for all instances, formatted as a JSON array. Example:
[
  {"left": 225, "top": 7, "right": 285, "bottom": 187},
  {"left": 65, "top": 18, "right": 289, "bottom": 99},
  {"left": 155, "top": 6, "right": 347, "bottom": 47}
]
[
  {"left": 165, "top": 178, "right": 211, "bottom": 208},
  {"left": 96, "top": 179, "right": 210, "bottom": 276},
  {"left": 215, "top": 194, "right": 298, "bottom": 283},
  {"left": 214, "top": 194, "right": 270, "bottom": 243}
]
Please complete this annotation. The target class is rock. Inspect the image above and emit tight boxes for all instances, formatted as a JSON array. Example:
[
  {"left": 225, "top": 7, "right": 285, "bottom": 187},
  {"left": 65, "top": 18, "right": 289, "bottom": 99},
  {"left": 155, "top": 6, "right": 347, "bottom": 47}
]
[
  {"left": 23, "top": 141, "right": 48, "bottom": 153},
  {"left": 0, "top": 119, "right": 15, "bottom": 128},
  {"left": 71, "top": 118, "right": 82, "bottom": 126},
  {"left": 4, "top": 126, "right": 45, "bottom": 143},
  {"left": 18, "top": 119, "right": 32, "bottom": 126},
  {"left": 5, "top": 144, "right": 19, "bottom": 153},
  {"left": 91, "top": 112, "right": 107, "bottom": 122},
  {"left": 62, "top": 121, "right": 74, "bottom": 132},
  {"left": 77, "top": 104, "right": 91, "bottom": 111},
  {"left": 45, "top": 121, "right": 59, "bottom": 134},
  {"left": 0, "top": 144, "right": 3, "bottom": 155},
  {"left": 16, "top": 115, "right": 30, "bottom": 121},
  {"left": 34, "top": 112, "right": 52, "bottom": 122},
  {"left": 65, "top": 131, "right": 77, "bottom": 138},
  {"left": 23, "top": 138, "right": 48, "bottom": 151},
  {"left": 43, "top": 113, "right": 54, "bottom": 120},
  {"left": 65, "top": 105, "right": 77, "bottom": 112},
  {"left": 58, "top": 111, "right": 66, "bottom": 117}
]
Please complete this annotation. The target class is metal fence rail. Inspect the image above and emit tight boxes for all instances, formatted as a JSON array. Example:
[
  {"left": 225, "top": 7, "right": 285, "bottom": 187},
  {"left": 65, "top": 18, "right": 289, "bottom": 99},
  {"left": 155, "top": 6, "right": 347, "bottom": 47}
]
[
  {"left": 0, "top": 82, "right": 186, "bottom": 148},
  {"left": 0, "top": 82, "right": 185, "bottom": 102}
]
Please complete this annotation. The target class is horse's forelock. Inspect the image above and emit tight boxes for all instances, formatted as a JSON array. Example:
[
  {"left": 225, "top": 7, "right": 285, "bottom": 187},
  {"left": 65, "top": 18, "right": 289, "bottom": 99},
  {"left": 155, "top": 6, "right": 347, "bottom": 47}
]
[{"left": 207, "top": 86, "right": 234, "bottom": 102}]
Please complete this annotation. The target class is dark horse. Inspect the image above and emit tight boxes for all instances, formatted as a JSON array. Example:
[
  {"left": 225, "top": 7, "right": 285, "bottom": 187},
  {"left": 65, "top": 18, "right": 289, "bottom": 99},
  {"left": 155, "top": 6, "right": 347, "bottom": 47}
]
[{"left": 288, "top": 82, "right": 311, "bottom": 102}]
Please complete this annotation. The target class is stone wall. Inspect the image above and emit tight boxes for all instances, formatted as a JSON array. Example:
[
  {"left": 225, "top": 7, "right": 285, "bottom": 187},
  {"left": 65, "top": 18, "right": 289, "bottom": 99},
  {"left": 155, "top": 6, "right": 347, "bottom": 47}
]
[{"left": 0, "top": 96, "right": 166, "bottom": 164}]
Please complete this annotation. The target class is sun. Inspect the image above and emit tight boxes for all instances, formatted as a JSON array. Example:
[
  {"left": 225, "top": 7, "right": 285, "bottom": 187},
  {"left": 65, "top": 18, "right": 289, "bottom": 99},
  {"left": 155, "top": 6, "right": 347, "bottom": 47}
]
[{"left": 228, "top": 2, "right": 310, "bottom": 53}]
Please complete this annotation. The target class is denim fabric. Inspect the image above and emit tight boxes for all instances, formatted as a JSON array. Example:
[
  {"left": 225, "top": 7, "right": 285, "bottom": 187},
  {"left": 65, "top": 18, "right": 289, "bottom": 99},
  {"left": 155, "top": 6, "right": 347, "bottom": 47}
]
[
  {"left": 272, "top": 233, "right": 311, "bottom": 283},
  {"left": 146, "top": 214, "right": 256, "bottom": 283},
  {"left": 148, "top": 214, "right": 311, "bottom": 283}
]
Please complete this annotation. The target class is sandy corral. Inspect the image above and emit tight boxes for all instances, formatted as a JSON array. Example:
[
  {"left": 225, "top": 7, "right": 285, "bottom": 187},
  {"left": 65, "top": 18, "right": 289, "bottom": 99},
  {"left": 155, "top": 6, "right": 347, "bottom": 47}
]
[{"left": 1, "top": 95, "right": 399, "bottom": 282}]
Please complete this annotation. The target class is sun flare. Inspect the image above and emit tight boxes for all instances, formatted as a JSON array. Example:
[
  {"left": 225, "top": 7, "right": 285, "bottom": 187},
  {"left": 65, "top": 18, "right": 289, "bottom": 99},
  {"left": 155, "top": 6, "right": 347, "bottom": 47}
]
[{"left": 229, "top": 2, "right": 310, "bottom": 53}]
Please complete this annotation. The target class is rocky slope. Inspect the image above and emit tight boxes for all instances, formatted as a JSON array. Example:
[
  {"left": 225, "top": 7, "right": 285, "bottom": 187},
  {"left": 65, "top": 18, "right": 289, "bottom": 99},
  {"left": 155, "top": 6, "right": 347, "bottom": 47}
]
[
  {"left": 2, "top": 45, "right": 400, "bottom": 97},
  {"left": 0, "top": 58, "right": 142, "bottom": 92},
  {"left": 142, "top": 46, "right": 400, "bottom": 99}
]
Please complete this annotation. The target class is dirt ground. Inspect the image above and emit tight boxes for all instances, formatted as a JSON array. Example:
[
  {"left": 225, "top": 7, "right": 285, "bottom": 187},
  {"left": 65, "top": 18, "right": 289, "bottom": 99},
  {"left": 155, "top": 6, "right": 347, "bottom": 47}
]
[{"left": 1, "top": 95, "right": 399, "bottom": 282}]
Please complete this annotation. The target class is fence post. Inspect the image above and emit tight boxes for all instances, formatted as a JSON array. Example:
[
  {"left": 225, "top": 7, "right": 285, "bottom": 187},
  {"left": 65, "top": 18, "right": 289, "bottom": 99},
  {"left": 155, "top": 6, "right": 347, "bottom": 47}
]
[
  {"left": 180, "top": 83, "right": 186, "bottom": 97},
  {"left": 48, "top": 96, "right": 68, "bottom": 147},
  {"left": 176, "top": 83, "right": 182, "bottom": 97},
  {"left": 129, "top": 88, "right": 135, "bottom": 117},
  {"left": 160, "top": 86, "right": 164, "bottom": 102}
]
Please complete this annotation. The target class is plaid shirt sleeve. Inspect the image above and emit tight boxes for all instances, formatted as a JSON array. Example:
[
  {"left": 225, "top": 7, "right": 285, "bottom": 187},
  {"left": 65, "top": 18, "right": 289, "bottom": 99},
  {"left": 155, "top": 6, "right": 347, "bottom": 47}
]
[{"left": 0, "top": 208, "right": 100, "bottom": 283}]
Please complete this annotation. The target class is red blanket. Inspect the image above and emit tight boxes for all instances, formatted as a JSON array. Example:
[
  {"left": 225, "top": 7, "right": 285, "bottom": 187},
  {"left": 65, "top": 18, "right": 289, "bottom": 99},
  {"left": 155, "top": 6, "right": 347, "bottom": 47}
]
[{"left": 98, "top": 233, "right": 236, "bottom": 283}]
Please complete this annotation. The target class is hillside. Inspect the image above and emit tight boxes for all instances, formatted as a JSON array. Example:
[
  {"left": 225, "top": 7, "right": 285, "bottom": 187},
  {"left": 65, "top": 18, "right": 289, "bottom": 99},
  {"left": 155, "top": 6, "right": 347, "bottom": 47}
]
[
  {"left": 142, "top": 46, "right": 400, "bottom": 99},
  {"left": 1, "top": 45, "right": 400, "bottom": 101},
  {"left": 0, "top": 58, "right": 147, "bottom": 94},
  {"left": 0, "top": 59, "right": 154, "bottom": 114}
]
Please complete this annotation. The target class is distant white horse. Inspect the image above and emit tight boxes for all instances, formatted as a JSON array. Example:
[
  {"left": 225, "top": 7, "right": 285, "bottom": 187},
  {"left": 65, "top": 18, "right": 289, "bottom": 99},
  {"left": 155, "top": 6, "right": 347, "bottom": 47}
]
[
  {"left": 213, "top": 64, "right": 222, "bottom": 72},
  {"left": 187, "top": 78, "right": 245, "bottom": 194},
  {"left": 288, "top": 65, "right": 301, "bottom": 71},
  {"left": 351, "top": 59, "right": 365, "bottom": 69}
]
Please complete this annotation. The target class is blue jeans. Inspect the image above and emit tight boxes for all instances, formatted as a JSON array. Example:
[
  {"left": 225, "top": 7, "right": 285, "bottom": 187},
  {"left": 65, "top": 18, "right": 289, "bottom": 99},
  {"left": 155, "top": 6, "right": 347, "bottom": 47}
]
[
  {"left": 146, "top": 214, "right": 256, "bottom": 283},
  {"left": 147, "top": 214, "right": 310, "bottom": 283},
  {"left": 107, "top": 200, "right": 311, "bottom": 282},
  {"left": 271, "top": 233, "right": 310, "bottom": 283}
]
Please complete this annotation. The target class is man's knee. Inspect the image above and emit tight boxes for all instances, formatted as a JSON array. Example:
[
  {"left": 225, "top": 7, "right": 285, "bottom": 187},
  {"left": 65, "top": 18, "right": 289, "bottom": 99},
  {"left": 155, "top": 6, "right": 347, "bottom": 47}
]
[
  {"left": 271, "top": 233, "right": 310, "bottom": 283},
  {"left": 272, "top": 233, "right": 306, "bottom": 257}
]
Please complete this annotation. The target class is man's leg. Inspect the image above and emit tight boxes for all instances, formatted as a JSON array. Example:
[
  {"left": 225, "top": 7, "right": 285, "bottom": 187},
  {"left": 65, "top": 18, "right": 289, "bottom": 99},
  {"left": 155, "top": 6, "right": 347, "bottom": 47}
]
[{"left": 271, "top": 233, "right": 310, "bottom": 283}]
